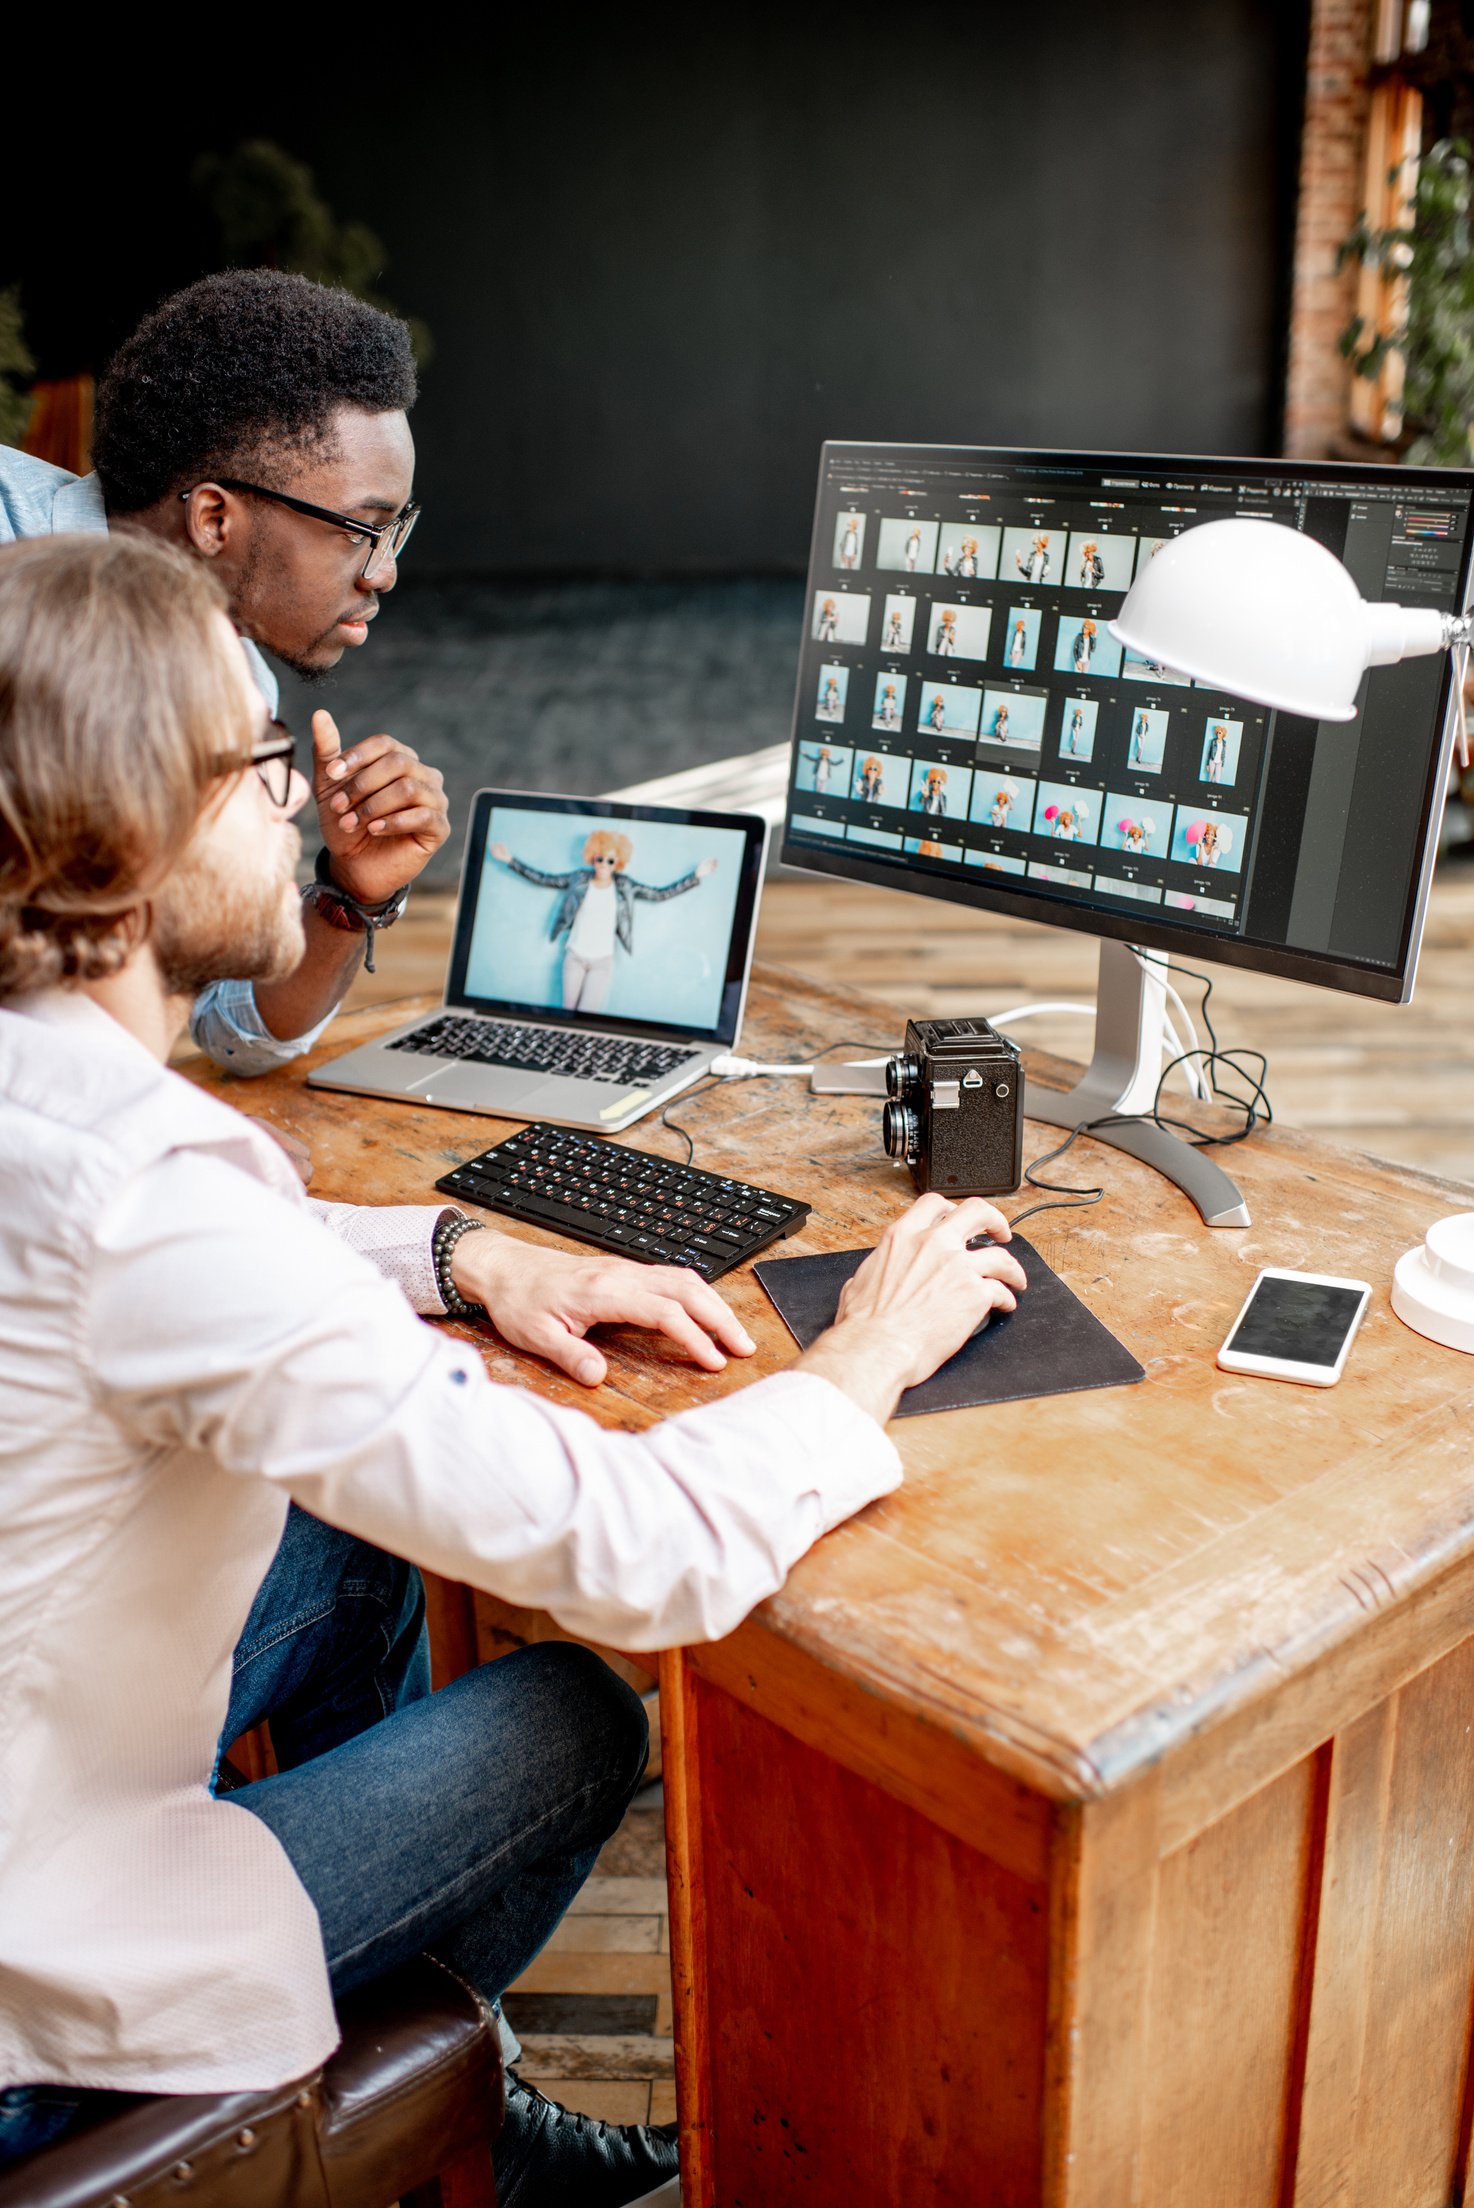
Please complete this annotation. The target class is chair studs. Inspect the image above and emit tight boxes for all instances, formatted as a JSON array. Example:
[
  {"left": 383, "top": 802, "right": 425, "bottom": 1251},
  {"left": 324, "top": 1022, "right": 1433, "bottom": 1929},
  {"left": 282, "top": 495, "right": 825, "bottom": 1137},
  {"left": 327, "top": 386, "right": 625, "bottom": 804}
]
[
  {"left": 171, "top": 2161, "right": 192, "bottom": 2183},
  {"left": 234, "top": 2126, "right": 257, "bottom": 2149}
]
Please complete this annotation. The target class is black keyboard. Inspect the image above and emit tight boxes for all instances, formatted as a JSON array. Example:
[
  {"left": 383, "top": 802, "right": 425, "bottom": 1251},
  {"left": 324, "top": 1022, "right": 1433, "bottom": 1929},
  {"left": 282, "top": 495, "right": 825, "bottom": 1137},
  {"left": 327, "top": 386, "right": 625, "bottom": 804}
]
[
  {"left": 435, "top": 1123, "right": 811, "bottom": 1280},
  {"left": 390, "top": 1014, "right": 694, "bottom": 1088}
]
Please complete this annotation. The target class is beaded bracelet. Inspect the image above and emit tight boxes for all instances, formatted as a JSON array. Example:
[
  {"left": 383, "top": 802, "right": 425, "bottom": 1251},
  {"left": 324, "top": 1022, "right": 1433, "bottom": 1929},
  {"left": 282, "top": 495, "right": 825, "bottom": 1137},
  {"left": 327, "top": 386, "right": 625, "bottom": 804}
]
[{"left": 433, "top": 1210, "right": 488, "bottom": 1320}]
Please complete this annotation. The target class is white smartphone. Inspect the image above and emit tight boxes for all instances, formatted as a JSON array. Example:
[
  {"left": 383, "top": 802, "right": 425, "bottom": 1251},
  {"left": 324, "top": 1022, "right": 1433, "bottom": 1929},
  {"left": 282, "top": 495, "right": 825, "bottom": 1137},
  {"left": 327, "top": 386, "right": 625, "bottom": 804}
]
[{"left": 1216, "top": 1267, "right": 1372, "bottom": 1387}]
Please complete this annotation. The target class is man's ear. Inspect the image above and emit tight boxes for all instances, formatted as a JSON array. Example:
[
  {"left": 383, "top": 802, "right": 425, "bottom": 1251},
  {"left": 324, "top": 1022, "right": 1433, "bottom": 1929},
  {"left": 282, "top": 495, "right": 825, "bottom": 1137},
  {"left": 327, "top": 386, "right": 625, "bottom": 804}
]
[{"left": 178, "top": 484, "right": 235, "bottom": 561}]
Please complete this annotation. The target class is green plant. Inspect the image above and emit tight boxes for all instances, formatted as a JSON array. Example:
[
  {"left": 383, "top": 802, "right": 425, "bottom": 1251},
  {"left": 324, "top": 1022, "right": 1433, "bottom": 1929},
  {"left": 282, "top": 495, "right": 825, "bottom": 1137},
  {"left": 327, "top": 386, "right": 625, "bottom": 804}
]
[
  {"left": 1339, "top": 137, "right": 1474, "bottom": 465},
  {"left": 193, "top": 140, "right": 432, "bottom": 367},
  {"left": 0, "top": 286, "right": 35, "bottom": 449}
]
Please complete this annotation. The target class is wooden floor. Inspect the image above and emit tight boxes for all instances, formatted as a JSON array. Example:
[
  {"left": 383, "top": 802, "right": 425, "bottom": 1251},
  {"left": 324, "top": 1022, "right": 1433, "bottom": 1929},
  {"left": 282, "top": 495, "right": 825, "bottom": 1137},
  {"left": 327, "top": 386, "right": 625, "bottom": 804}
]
[
  {"left": 347, "top": 865, "right": 1474, "bottom": 2126},
  {"left": 500, "top": 1781, "right": 675, "bottom": 2127}
]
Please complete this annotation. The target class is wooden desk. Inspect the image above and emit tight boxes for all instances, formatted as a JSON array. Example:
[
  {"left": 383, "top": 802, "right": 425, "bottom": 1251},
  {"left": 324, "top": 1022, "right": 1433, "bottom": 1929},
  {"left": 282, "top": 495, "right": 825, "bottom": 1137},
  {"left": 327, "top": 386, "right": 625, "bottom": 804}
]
[{"left": 184, "top": 969, "right": 1474, "bottom": 2208}]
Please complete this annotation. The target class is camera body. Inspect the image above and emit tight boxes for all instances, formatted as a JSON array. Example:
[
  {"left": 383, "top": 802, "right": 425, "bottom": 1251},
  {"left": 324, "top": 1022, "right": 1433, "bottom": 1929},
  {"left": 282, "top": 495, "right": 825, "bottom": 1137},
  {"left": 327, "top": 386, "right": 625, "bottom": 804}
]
[{"left": 883, "top": 1017, "right": 1024, "bottom": 1196}]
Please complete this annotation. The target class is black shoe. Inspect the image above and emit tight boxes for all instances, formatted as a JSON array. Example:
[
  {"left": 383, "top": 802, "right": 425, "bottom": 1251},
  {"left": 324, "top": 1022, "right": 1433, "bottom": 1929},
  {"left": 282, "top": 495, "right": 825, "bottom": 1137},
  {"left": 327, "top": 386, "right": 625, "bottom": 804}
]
[{"left": 493, "top": 2074, "right": 680, "bottom": 2208}]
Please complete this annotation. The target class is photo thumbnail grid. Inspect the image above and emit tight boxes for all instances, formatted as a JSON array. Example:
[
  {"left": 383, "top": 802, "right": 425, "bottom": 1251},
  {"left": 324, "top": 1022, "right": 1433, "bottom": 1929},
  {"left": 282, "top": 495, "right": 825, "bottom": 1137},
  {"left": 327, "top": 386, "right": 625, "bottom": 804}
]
[{"left": 793, "top": 484, "right": 1273, "bottom": 928}]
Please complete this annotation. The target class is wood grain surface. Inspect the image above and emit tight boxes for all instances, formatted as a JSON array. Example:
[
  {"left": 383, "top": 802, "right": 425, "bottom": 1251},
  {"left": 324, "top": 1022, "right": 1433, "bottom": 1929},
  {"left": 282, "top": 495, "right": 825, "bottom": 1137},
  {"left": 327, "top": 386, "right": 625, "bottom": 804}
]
[{"left": 180, "top": 965, "right": 1474, "bottom": 1818}]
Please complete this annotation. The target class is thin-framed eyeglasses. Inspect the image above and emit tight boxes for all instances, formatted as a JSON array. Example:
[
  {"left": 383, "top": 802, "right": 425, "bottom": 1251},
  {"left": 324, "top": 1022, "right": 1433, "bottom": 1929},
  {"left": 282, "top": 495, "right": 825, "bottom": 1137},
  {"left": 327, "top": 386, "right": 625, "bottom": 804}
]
[
  {"left": 181, "top": 479, "right": 421, "bottom": 582},
  {"left": 211, "top": 719, "right": 297, "bottom": 806}
]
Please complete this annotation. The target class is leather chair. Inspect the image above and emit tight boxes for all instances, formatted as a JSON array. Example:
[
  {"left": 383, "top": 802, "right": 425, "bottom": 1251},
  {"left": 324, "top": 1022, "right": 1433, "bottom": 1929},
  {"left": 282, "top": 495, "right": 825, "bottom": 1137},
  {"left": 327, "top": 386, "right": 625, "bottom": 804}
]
[{"left": 0, "top": 1954, "right": 503, "bottom": 2208}]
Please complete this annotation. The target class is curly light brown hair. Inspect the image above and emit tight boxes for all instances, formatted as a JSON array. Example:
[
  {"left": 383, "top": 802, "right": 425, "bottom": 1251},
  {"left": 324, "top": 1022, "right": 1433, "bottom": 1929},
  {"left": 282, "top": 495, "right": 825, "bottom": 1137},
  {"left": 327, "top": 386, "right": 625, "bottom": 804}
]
[
  {"left": 0, "top": 534, "right": 254, "bottom": 995},
  {"left": 583, "top": 828, "right": 633, "bottom": 870}
]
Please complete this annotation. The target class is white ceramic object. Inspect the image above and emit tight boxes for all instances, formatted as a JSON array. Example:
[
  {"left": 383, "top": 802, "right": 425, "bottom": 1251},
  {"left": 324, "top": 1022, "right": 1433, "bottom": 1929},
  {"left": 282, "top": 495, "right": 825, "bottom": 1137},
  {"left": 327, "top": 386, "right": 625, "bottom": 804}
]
[
  {"left": 1392, "top": 1211, "right": 1474, "bottom": 1353},
  {"left": 1110, "top": 517, "right": 1447, "bottom": 720}
]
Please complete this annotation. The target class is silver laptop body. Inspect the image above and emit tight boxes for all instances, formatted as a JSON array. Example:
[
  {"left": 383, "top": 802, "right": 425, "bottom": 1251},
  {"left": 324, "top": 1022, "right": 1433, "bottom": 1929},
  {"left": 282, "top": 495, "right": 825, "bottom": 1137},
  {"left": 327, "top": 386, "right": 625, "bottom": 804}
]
[{"left": 308, "top": 787, "right": 769, "bottom": 1133}]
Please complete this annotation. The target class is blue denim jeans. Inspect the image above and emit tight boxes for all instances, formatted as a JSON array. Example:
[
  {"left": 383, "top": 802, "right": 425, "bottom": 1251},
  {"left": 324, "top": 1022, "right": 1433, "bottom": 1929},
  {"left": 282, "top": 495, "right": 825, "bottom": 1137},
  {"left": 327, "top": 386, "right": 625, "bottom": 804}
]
[{"left": 0, "top": 1506, "right": 648, "bottom": 2171}]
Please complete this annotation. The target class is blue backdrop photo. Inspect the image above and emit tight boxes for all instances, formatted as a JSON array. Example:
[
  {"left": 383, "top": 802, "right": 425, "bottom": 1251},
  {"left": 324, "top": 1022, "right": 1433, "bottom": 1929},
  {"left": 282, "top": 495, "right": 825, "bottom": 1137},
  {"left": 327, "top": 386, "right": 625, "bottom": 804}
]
[{"left": 465, "top": 806, "right": 746, "bottom": 1027}]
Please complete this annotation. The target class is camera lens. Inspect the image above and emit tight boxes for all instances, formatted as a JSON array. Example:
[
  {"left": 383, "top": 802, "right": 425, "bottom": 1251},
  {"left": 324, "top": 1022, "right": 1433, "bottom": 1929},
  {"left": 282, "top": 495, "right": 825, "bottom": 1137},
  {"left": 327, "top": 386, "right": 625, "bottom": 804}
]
[
  {"left": 883, "top": 1100, "right": 920, "bottom": 1161},
  {"left": 886, "top": 1054, "right": 919, "bottom": 1101}
]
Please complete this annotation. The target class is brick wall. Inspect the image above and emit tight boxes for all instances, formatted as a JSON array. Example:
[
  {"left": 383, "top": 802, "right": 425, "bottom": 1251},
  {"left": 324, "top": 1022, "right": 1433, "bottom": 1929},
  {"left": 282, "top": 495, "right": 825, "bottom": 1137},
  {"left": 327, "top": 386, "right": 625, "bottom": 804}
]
[{"left": 1283, "top": 0, "right": 1378, "bottom": 457}]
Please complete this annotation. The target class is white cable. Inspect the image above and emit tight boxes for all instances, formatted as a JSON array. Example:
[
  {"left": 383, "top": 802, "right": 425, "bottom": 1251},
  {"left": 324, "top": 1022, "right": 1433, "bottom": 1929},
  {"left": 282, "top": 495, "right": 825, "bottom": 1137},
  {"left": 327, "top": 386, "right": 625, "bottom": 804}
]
[
  {"left": 710, "top": 1053, "right": 822, "bottom": 1078},
  {"left": 1141, "top": 950, "right": 1203, "bottom": 1061},
  {"left": 1161, "top": 1011, "right": 1207, "bottom": 1100},
  {"left": 994, "top": 995, "right": 1204, "bottom": 1101},
  {"left": 1162, "top": 986, "right": 1209, "bottom": 1101},
  {"left": 1163, "top": 981, "right": 1201, "bottom": 1059},
  {"left": 716, "top": 968, "right": 1210, "bottom": 1099},
  {"left": 1134, "top": 949, "right": 1209, "bottom": 1102},
  {"left": 987, "top": 1001, "right": 1096, "bottom": 1027}
]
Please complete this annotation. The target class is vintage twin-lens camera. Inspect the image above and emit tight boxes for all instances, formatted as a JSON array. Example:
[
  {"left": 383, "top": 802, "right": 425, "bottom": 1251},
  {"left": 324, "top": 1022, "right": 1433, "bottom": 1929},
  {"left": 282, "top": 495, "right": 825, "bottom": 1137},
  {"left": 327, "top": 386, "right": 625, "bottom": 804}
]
[{"left": 882, "top": 1017, "right": 1024, "bottom": 1196}]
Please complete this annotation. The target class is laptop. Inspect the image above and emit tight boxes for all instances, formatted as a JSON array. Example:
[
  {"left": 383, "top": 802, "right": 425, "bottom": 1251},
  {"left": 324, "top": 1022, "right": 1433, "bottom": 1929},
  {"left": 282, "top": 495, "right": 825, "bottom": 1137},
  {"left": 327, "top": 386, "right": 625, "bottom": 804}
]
[{"left": 308, "top": 788, "right": 769, "bottom": 1131}]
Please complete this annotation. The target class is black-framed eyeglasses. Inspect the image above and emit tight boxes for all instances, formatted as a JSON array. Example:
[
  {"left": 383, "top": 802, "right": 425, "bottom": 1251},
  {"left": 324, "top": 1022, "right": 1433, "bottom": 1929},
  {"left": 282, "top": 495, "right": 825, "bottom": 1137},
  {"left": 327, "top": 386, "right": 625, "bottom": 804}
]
[
  {"left": 183, "top": 479, "right": 421, "bottom": 582},
  {"left": 211, "top": 719, "right": 297, "bottom": 805}
]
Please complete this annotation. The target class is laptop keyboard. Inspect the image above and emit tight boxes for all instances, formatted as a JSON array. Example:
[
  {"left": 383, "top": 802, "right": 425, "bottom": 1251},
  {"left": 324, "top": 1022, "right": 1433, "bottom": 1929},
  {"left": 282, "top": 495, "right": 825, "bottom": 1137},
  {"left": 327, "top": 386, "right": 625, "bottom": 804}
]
[
  {"left": 435, "top": 1122, "right": 811, "bottom": 1280},
  {"left": 388, "top": 1014, "right": 695, "bottom": 1087}
]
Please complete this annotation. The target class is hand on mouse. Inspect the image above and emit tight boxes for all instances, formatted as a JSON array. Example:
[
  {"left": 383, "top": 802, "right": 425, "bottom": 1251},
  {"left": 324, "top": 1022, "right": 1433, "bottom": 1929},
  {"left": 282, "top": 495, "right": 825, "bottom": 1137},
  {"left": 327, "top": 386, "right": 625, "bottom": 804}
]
[{"left": 796, "top": 1193, "right": 1027, "bottom": 1426}]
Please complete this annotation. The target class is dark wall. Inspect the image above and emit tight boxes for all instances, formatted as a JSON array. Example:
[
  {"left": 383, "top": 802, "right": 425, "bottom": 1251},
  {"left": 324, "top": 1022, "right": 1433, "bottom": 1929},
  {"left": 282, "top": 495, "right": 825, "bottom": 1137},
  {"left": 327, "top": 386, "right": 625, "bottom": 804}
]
[{"left": 8, "top": 1, "right": 1306, "bottom": 573}]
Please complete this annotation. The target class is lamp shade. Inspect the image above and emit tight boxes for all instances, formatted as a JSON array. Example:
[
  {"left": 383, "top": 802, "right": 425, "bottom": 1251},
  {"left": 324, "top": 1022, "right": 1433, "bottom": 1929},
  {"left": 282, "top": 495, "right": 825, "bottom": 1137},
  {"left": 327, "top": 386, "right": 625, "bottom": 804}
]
[{"left": 1109, "top": 517, "right": 1447, "bottom": 720}]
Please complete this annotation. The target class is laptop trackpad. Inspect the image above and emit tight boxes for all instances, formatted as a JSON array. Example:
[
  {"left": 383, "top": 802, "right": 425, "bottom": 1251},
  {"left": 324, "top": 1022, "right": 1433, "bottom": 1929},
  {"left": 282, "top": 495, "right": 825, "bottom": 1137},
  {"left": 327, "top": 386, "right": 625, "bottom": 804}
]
[{"left": 405, "top": 1064, "right": 543, "bottom": 1112}]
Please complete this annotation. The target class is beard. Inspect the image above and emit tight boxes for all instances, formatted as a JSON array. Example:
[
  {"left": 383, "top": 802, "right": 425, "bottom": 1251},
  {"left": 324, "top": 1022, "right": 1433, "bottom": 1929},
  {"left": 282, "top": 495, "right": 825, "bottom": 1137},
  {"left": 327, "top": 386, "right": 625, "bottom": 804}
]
[
  {"left": 267, "top": 643, "right": 335, "bottom": 684},
  {"left": 235, "top": 537, "right": 343, "bottom": 682},
  {"left": 152, "top": 823, "right": 305, "bottom": 1000}
]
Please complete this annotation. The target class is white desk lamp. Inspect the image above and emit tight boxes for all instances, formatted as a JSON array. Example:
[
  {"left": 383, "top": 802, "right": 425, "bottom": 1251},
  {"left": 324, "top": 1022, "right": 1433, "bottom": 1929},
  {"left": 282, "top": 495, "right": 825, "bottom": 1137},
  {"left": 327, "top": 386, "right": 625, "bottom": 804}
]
[
  {"left": 1111, "top": 514, "right": 1473, "bottom": 719},
  {"left": 1110, "top": 513, "right": 1474, "bottom": 1354}
]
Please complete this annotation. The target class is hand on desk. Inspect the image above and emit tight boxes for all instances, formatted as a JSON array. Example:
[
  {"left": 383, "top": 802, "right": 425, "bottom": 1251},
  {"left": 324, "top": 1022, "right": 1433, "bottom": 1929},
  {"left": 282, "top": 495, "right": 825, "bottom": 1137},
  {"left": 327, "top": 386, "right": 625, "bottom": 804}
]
[
  {"left": 450, "top": 1232, "right": 756, "bottom": 1387},
  {"left": 798, "top": 1193, "right": 1026, "bottom": 1426}
]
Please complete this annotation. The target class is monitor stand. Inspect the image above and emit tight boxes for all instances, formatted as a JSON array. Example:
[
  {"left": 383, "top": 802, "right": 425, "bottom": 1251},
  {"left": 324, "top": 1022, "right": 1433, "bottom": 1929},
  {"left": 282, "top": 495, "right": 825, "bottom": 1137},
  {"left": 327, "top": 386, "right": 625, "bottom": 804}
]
[{"left": 1022, "top": 939, "right": 1251, "bottom": 1229}]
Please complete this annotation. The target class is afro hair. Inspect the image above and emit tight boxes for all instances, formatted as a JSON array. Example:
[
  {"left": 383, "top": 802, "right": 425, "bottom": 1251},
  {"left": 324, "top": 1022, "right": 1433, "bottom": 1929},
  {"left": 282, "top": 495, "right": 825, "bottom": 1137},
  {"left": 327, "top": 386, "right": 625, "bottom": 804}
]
[{"left": 92, "top": 269, "right": 418, "bottom": 514}]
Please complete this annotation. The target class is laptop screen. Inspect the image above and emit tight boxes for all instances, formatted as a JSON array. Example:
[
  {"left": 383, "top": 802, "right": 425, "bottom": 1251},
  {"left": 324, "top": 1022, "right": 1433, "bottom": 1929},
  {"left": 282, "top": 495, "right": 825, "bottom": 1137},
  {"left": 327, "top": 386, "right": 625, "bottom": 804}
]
[{"left": 447, "top": 791, "right": 767, "bottom": 1044}]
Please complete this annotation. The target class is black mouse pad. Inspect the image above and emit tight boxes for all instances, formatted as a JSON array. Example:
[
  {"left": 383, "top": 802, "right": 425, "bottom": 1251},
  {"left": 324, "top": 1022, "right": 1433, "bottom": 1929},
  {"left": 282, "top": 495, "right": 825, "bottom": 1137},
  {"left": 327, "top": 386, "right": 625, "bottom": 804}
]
[{"left": 753, "top": 1236, "right": 1145, "bottom": 1418}]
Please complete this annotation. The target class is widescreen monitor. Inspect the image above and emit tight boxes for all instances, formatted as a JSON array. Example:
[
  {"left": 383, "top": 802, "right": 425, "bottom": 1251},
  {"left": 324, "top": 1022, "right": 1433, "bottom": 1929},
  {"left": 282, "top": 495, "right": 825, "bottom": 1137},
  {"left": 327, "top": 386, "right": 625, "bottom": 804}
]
[{"left": 781, "top": 443, "right": 1474, "bottom": 1007}]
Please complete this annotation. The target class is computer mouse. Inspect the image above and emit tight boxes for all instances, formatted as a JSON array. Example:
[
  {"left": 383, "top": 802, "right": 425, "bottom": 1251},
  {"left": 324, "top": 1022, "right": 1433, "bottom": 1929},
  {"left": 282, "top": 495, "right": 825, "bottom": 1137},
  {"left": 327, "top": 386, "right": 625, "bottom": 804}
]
[{"left": 970, "top": 1309, "right": 994, "bottom": 1340}]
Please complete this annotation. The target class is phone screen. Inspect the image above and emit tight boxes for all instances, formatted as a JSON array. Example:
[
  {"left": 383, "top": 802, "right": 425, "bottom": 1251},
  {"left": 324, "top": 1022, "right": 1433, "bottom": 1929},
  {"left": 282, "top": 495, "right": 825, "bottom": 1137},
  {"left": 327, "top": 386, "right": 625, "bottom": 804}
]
[{"left": 1224, "top": 1276, "right": 1366, "bottom": 1366}]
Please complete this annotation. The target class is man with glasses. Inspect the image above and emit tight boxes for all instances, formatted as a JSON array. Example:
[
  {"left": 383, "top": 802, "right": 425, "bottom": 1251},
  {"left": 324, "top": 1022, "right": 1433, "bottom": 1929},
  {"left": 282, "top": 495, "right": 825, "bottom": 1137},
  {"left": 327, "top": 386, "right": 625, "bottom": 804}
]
[
  {"left": 0, "top": 268, "right": 449, "bottom": 1074},
  {"left": 0, "top": 534, "right": 1024, "bottom": 2203}
]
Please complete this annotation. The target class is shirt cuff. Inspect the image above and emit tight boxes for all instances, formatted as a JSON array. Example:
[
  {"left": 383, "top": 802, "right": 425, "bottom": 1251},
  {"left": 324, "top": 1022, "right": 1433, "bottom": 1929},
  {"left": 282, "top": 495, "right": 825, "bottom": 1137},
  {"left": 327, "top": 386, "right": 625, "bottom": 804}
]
[
  {"left": 309, "top": 1201, "right": 449, "bottom": 1314},
  {"left": 190, "top": 978, "right": 336, "bottom": 1079}
]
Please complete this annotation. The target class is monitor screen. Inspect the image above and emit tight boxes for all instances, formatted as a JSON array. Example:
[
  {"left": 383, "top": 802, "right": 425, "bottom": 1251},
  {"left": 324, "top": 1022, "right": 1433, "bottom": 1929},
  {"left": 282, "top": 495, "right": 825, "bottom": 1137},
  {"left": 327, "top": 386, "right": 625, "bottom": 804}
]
[
  {"left": 781, "top": 444, "right": 1474, "bottom": 1002},
  {"left": 448, "top": 791, "right": 766, "bottom": 1042}
]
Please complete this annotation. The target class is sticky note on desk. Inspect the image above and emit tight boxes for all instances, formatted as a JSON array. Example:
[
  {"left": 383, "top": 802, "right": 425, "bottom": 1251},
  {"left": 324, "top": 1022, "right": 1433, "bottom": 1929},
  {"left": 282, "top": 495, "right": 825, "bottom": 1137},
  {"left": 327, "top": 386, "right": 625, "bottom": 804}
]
[{"left": 754, "top": 1237, "right": 1144, "bottom": 1417}]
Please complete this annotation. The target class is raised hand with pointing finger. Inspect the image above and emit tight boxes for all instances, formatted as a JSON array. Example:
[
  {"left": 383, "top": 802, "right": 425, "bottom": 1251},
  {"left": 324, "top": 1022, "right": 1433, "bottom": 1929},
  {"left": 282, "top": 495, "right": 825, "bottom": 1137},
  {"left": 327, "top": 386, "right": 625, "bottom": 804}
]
[
  {"left": 246, "top": 709, "right": 451, "bottom": 1042},
  {"left": 311, "top": 708, "right": 450, "bottom": 906}
]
